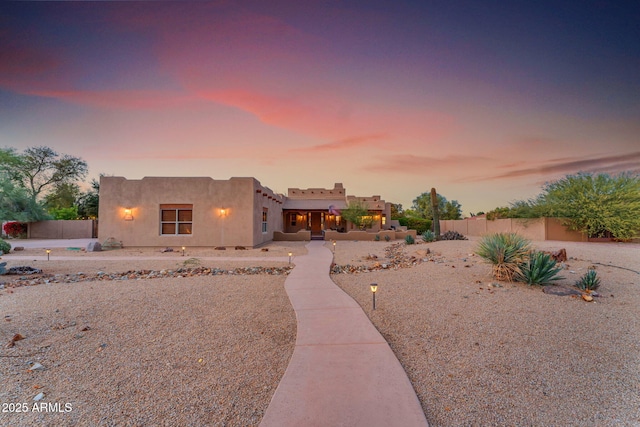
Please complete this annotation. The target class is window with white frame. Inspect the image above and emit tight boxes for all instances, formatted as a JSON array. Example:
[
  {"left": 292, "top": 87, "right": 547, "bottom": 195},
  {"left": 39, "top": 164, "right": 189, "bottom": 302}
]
[
  {"left": 160, "top": 204, "right": 193, "bottom": 235},
  {"left": 262, "top": 209, "right": 268, "bottom": 233}
]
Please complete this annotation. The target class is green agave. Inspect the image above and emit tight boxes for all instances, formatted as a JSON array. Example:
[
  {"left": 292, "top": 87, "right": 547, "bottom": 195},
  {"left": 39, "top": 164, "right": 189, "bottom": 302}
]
[
  {"left": 576, "top": 269, "right": 600, "bottom": 291},
  {"left": 515, "top": 251, "right": 564, "bottom": 286}
]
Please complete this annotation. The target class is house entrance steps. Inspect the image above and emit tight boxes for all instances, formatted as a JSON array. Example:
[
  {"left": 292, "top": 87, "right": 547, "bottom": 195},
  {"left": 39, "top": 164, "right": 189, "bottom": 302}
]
[{"left": 259, "top": 240, "right": 428, "bottom": 427}]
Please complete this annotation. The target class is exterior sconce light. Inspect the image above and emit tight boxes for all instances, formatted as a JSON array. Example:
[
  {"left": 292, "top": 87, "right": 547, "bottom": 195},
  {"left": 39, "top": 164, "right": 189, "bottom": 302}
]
[
  {"left": 123, "top": 208, "right": 133, "bottom": 221},
  {"left": 181, "top": 246, "right": 186, "bottom": 256},
  {"left": 220, "top": 208, "right": 227, "bottom": 217},
  {"left": 288, "top": 251, "right": 293, "bottom": 264},
  {"left": 370, "top": 283, "right": 378, "bottom": 310},
  {"left": 46, "top": 249, "right": 51, "bottom": 261}
]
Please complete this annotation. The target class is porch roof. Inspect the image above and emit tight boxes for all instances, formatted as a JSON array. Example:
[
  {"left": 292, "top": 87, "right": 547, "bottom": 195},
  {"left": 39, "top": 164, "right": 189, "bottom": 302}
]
[{"left": 282, "top": 199, "right": 347, "bottom": 210}]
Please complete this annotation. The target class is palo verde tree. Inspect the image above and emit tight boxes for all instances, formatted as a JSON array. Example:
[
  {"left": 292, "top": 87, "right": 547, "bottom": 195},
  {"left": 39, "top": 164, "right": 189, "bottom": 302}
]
[
  {"left": 412, "top": 191, "right": 462, "bottom": 220},
  {"left": 536, "top": 172, "right": 640, "bottom": 239},
  {"left": 341, "top": 200, "right": 374, "bottom": 230},
  {"left": 1, "top": 146, "right": 88, "bottom": 203}
]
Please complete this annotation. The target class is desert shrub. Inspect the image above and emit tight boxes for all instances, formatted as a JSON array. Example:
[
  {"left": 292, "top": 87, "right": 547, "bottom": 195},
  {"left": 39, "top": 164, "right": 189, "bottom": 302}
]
[
  {"left": 476, "top": 233, "right": 531, "bottom": 281},
  {"left": 398, "top": 217, "right": 432, "bottom": 233},
  {"left": 576, "top": 269, "right": 600, "bottom": 291},
  {"left": 384, "top": 235, "right": 391, "bottom": 242},
  {"left": 422, "top": 230, "right": 436, "bottom": 242},
  {"left": 3, "top": 222, "right": 27, "bottom": 238},
  {"left": 440, "top": 230, "right": 467, "bottom": 240},
  {"left": 0, "top": 239, "right": 11, "bottom": 254},
  {"left": 374, "top": 234, "right": 380, "bottom": 241},
  {"left": 405, "top": 235, "right": 415, "bottom": 245},
  {"left": 515, "top": 251, "right": 564, "bottom": 286}
]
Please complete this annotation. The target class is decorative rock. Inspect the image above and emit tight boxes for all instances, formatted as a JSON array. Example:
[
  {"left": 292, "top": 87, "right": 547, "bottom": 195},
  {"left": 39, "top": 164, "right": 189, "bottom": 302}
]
[
  {"left": 29, "top": 362, "right": 45, "bottom": 371},
  {"left": 235, "top": 246, "right": 247, "bottom": 250},
  {"left": 86, "top": 242, "right": 102, "bottom": 252},
  {"left": 13, "top": 246, "right": 24, "bottom": 251},
  {"left": 582, "top": 294, "right": 594, "bottom": 302},
  {"left": 7, "top": 266, "right": 42, "bottom": 275},
  {"left": 215, "top": 246, "right": 226, "bottom": 250},
  {"left": 33, "top": 392, "right": 44, "bottom": 401}
]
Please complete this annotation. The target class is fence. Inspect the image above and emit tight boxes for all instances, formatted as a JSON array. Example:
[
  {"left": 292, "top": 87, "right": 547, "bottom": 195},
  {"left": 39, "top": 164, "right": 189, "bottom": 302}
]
[
  {"left": 28, "top": 220, "right": 97, "bottom": 239},
  {"left": 439, "top": 217, "right": 587, "bottom": 242}
]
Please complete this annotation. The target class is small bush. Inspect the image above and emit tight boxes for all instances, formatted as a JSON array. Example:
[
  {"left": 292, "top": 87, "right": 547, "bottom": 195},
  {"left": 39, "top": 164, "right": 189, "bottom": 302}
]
[
  {"left": 2, "top": 222, "right": 27, "bottom": 238},
  {"left": 384, "top": 235, "right": 391, "bottom": 242},
  {"left": 515, "top": 251, "right": 564, "bottom": 286},
  {"left": 576, "top": 269, "right": 600, "bottom": 291},
  {"left": 398, "top": 217, "right": 432, "bottom": 233},
  {"left": 405, "top": 235, "right": 415, "bottom": 245},
  {"left": 476, "top": 233, "right": 531, "bottom": 281},
  {"left": 374, "top": 234, "right": 380, "bottom": 241},
  {"left": 440, "top": 230, "right": 468, "bottom": 240},
  {"left": 422, "top": 230, "right": 436, "bottom": 242},
  {"left": 0, "top": 239, "right": 11, "bottom": 255}
]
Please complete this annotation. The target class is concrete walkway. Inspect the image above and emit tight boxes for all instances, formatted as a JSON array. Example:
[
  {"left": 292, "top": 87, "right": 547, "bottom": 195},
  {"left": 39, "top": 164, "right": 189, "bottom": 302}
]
[{"left": 260, "top": 241, "right": 428, "bottom": 427}]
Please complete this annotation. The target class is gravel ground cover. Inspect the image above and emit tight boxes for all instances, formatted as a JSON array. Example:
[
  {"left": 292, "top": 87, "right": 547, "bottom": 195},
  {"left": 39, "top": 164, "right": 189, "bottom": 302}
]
[
  {"left": 2, "top": 238, "right": 638, "bottom": 426},
  {"left": 330, "top": 238, "right": 640, "bottom": 426},
  {"left": 0, "top": 250, "right": 296, "bottom": 426}
]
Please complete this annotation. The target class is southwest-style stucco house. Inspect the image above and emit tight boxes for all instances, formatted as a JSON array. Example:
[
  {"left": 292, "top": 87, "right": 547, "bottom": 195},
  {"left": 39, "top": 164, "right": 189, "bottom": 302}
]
[{"left": 98, "top": 177, "right": 400, "bottom": 247}]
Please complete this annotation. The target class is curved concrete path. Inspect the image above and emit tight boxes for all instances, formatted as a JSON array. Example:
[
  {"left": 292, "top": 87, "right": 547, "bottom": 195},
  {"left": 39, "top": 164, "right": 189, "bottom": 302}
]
[{"left": 260, "top": 241, "right": 428, "bottom": 427}]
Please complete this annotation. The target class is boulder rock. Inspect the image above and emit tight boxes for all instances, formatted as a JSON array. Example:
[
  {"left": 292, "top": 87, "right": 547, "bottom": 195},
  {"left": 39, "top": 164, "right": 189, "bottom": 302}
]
[{"left": 86, "top": 242, "right": 102, "bottom": 252}]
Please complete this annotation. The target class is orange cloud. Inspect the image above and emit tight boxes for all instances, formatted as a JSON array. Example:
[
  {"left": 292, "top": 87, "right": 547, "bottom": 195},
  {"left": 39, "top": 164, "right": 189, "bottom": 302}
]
[{"left": 291, "top": 134, "right": 389, "bottom": 153}]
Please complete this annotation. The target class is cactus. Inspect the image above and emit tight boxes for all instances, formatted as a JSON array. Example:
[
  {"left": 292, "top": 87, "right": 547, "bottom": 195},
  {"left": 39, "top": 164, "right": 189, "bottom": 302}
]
[{"left": 431, "top": 188, "right": 440, "bottom": 238}]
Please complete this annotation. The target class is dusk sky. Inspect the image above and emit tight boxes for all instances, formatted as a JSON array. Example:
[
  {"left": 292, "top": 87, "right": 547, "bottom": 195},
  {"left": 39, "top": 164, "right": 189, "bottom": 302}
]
[{"left": 1, "top": 1, "right": 638, "bottom": 215}]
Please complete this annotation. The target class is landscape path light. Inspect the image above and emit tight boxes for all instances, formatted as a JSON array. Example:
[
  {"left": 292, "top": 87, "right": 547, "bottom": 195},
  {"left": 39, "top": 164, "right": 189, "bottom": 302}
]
[
  {"left": 181, "top": 246, "right": 186, "bottom": 256},
  {"left": 46, "top": 249, "right": 51, "bottom": 261},
  {"left": 288, "top": 251, "right": 293, "bottom": 264},
  {"left": 332, "top": 241, "right": 336, "bottom": 253},
  {"left": 370, "top": 283, "right": 378, "bottom": 310}
]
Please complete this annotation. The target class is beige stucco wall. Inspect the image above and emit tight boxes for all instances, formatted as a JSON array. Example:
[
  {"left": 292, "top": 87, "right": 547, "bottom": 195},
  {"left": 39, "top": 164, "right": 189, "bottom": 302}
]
[
  {"left": 29, "top": 220, "right": 95, "bottom": 239},
  {"left": 99, "top": 176, "right": 283, "bottom": 247},
  {"left": 545, "top": 218, "right": 588, "bottom": 242},
  {"left": 440, "top": 217, "right": 587, "bottom": 242}
]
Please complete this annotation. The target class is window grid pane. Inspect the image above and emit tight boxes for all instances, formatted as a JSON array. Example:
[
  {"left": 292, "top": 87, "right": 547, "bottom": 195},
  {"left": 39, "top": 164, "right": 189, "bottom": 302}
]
[{"left": 160, "top": 207, "right": 193, "bottom": 235}]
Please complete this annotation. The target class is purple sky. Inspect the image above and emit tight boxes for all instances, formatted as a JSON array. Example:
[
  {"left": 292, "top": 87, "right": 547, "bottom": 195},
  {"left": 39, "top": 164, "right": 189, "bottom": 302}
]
[{"left": 1, "top": 1, "right": 638, "bottom": 214}]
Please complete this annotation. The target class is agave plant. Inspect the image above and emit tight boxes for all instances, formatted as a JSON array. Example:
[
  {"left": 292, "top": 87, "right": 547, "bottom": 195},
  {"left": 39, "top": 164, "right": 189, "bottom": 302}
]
[
  {"left": 515, "top": 251, "right": 564, "bottom": 286},
  {"left": 422, "top": 230, "right": 436, "bottom": 242},
  {"left": 576, "top": 269, "right": 600, "bottom": 291},
  {"left": 475, "top": 233, "right": 531, "bottom": 281}
]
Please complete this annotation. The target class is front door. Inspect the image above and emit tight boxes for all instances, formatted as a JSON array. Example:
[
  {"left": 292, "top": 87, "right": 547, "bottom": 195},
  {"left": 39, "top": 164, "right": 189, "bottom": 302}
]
[{"left": 310, "top": 212, "right": 323, "bottom": 237}]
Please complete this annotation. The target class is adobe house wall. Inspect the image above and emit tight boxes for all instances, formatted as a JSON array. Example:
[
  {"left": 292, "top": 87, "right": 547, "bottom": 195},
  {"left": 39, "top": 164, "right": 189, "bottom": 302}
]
[{"left": 99, "top": 176, "right": 270, "bottom": 247}]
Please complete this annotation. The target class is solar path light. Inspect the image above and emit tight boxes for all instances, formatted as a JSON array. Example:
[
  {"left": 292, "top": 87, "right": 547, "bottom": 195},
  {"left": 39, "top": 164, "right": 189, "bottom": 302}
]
[{"left": 370, "top": 283, "right": 378, "bottom": 310}]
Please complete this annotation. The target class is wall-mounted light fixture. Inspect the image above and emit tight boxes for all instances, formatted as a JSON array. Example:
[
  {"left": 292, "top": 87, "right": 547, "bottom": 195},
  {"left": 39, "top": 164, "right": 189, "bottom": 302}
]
[
  {"left": 123, "top": 208, "right": 134, "bottom": 221},
  {"left": 220, "top": 208, "right": 227, "bottom": 217}
]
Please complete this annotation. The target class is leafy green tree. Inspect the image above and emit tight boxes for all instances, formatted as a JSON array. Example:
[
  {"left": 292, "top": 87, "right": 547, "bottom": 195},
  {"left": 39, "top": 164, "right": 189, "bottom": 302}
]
[
  {"left": 0, "top": 173, "right": 50, "bottom": 222},
  {"left": 49, "top": 206, "right": 79, "bottom": 220},
  {"left": 1, "top": 146, "right": 88, "bottom": 202},
  {"left": 537, "top": 172, "right": 640, "bottom": 239},
  {"left": 412, "top": 192, "right": 462, "bottom": 220},
  {"left": 341, "top": 200, "right": 374, "bottom": 230},
  {"left": 390, "top": 203, "right": 403, "bottom": 219},
  {"left": 77, "top": 178, "right": 100, "bottom": 219},
  {"left": 45, "top": 182, "right": 80, "bottom": 211}
]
